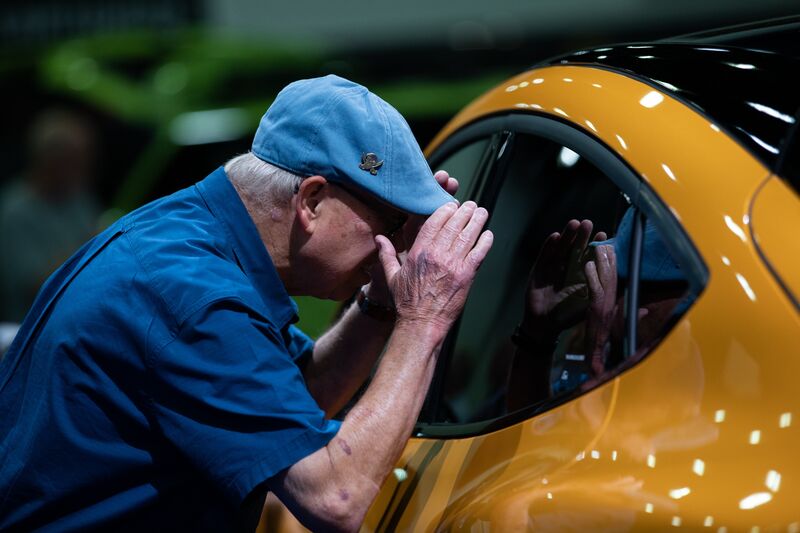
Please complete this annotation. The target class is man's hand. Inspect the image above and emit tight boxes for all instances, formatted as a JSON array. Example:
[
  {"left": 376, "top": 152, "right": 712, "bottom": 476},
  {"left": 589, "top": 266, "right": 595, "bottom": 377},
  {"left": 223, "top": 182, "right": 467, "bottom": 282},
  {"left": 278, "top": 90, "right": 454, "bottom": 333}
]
[
  {"left": 521, "top": 219, "right": 601, "bottom": 341},
  {"left": 364, "top": 170, "right": 460, "bottom": 306},
  {"left": 375, "top": 200, "right": 492, "bottom": 338},
  {"left": 585, "top": 244, "right": 618, "bottom": 376}
]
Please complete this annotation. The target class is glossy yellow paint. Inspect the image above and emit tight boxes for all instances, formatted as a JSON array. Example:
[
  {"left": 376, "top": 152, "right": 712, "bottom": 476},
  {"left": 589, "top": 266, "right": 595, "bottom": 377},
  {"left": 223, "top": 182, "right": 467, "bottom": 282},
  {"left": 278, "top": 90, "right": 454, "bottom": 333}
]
[
  {"left": 750, "top": 175, "right": 800, "bottom": 308},
  {"left": 363, "top": 66, "right": 800, "bottom": 531}
]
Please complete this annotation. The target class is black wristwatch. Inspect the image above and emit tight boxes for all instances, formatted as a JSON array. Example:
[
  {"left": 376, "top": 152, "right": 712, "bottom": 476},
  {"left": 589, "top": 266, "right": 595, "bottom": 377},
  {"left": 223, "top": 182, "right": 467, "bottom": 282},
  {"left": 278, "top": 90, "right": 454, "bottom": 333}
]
[{"left": 356, "top": 289, "right": 396, "bottom": 322}]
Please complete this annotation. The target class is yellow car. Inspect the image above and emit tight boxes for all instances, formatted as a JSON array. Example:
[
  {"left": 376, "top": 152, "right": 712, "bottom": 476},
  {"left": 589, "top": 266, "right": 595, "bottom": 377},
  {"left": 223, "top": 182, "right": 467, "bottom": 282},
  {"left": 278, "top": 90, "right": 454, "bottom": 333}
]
[{"left": 358, "top": 17, "right": 800, "bottom": 532}]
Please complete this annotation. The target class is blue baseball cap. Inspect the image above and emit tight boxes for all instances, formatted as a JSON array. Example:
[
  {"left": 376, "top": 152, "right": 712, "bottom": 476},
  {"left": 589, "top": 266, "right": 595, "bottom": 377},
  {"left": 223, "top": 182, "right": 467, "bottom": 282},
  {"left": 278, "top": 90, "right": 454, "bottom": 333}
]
[
  {"left": 591, "top": 208, "right": 685, "bottom": 282},
  {"left": 251, "top": 75, "right": 455, "bottom": 215}
]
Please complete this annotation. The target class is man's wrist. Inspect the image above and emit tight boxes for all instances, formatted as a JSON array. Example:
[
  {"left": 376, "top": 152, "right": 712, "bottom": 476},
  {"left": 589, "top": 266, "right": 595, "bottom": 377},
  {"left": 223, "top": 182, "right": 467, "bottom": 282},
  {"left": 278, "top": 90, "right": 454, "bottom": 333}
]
[{"left": 356, "top": 288, "right": 396, "bottom": 322}]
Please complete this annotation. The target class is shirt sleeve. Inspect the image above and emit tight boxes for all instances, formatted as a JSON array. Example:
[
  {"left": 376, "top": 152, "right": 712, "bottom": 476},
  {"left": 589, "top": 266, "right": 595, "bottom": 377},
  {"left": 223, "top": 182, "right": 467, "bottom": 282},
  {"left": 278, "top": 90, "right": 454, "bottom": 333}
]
[
  {"left": 284, "top": 324, "right": 315, "bottom": 369},
  {"left": 147, "top": 297, "right": 341, "bottom": 506}
]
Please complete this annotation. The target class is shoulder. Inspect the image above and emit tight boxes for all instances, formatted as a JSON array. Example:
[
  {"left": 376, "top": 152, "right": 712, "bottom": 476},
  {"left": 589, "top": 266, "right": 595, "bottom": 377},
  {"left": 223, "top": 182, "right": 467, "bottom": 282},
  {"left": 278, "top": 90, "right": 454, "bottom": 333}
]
[{"left": 121, "top": 186, "right": 261, "bottom": 326}]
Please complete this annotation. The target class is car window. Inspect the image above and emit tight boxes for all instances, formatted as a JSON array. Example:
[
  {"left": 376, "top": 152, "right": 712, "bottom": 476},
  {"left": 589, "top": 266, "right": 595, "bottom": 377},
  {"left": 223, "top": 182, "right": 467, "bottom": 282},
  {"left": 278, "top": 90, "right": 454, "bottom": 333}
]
[
  {"left": 433, "top": 137, "right": 492, "bottom": 202},
  {"left": 425, "top": 131, "right": 696, "bottom": 427}
]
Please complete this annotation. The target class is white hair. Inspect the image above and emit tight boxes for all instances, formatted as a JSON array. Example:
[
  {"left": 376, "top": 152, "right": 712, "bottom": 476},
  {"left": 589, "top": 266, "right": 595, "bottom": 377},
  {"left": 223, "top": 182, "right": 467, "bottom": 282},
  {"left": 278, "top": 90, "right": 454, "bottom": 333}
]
[{"left": 224, "top": 152, "right": 304, "bottom": 206}]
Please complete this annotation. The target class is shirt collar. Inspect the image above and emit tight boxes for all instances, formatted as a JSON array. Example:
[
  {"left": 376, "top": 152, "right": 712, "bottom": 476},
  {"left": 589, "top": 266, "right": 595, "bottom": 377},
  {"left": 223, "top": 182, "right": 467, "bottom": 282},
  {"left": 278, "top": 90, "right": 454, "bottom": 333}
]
[{"left": 195, "top": 166, "right": 299, "bottom": 328}]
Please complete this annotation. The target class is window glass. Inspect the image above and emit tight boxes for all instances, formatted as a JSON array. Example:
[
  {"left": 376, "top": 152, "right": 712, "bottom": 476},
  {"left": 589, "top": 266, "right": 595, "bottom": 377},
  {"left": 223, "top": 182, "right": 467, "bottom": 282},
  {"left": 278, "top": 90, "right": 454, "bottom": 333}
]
[
  {"left": 433, "top": 137, "right": 492, "bottom": 203},
  {"left": 433, "top": 133, "right": 695, "bottom": 425}
]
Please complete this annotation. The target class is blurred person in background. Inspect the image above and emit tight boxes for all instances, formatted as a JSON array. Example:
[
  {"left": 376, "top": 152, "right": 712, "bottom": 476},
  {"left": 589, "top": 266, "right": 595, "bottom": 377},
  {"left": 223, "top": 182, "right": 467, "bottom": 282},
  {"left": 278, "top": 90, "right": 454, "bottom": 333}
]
[
  {"left": 0, "top": 76, "right": 493, "bottom": 532},
  {"left": 0, "top": 108, "right": 101, "bottom": 323}
]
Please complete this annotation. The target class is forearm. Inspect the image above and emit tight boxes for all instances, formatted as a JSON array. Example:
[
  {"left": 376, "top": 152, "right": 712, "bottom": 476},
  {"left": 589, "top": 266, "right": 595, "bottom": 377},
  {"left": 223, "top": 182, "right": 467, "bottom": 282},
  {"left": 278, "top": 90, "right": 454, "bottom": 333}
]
[
  {"left": 305, "top": 287, "right": 395, "bottom": 417},
  {"left": 270, "top": 320, "right": 444, "bottom": 531}
]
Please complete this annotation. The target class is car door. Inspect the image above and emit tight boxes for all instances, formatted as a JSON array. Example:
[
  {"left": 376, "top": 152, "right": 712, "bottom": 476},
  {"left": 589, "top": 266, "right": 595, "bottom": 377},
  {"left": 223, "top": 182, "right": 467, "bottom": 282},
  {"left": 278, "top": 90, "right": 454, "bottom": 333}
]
[{"left": 362, "top": 112, "right": 706, "bottom": 531}]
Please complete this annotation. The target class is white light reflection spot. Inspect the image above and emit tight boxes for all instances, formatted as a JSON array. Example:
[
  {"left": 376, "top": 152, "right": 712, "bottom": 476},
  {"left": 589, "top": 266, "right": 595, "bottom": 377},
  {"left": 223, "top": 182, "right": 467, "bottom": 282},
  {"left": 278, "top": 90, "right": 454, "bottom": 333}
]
[
  {"left": 612, "top": 450, "right": 618, "bottom": 461},
  {"left": 697, "top": 47, "right": 729, "bottom": 52},
  {"left": 673, "top": 516, "right": 682, "bottom": 527},
  {"left": 669, "top": 487, "right": 691, "bottom": 500},
  {"left": 585, "top": 120, "right": 597, "bottom": 132},
  {"left": 597, "top": 55, "right": 607, "bottom": 60},
  {"left": 558, "top": 146, "right": 580, "bottom": 167},
  {"left": 724, "top": 216, "right": 747, "bottom": 242},
  {"left": 748, "top": 133, "right": 780, "bottom": 154},
  {"left": 749, "top": 430, "right": 761, "bottom": 445},
  {"left": 788, "top": 522, "right": 800, "bottom": 533},
  {"left": 554, "top": 107, "right": 569, "bottom": 117},
  {"left": 628, "top": 45, "right": 654, "bottom": 49},
  {"left": 722, "top": 256, "right": 731, "bottom": 266},
  {"left": 595, "top": 47, "right": 612, "bottom": 52},
  {"left": 654, "top": 79, "right": 679, "bottom": 91},
  {"left": 740, "top": 492, "right": 772, "bottom": 509},
  {"left": 765, "top": 470, "right": 781, "bottom": 492},
  {"left": 640, "top": 91, "right": 664, "bottom": 108},
  {"left": 710, "top": 123, "right": 721, "bottom": 132},
  {"left": 591, "top": 450, "right": 600, "bottom": 459},
  {"left": 737, "top": 274, "right": 757, "bottom": 302},
  {"left": 743, "top": 214, "right": 750, "bottom": 225},
  {"left": 531, "top": 104, "right": 543, "bottom": 110},
  {"left": 725, "top": 62, "right": 756, "bottom": 70},
  {"left": 780, "top": 412, "right": 792, "bottom": 428},
  {"left": 746, "top": 102, "right": 795, "bottom": 124},
  {"left": 714, "top": 410, "right": 726, "bottom": 423},
  {"left": 576, "top": 451, "right": 585, "bottom": 461},
  {"left": 645, "top": 502, "right": 654, "bottom": 513},
  {"left": 704, "top": 516, "right": 714, "bottom": 527},
  {"left": 519, "top": 81, "right": 529, "bottom": 88},
  {"left": 542, "top": 478, "right": 549, "bottom": 484},
  {"left": 547, "top": 492, "right": 553, "bottom": 500},
  {"left": 616, "top": 134, "right": 628, "bottom": 150},
  {"left": 533, "top": 78, "right": 544, "bottom": 84},
  {"left": 514, "top": 103, "right": 530, "bottom": 109},
  {"left": 647, "top": 454, "right": 656, "bottom": 468},
  {"left": 662, "top": 163, "right": 677, "bottom": 181},
  {"left": 505, "top": 85, "right": 519, "bottom": 92},
  {"left": 693, "top": 459, "right": 706, "bottom": 476},
  {"left": 563, "top": 78, "right": 573, "bottom": 83},
  {"left": 592, "top": 83, "right": 603, "bottom": 88},
  {"left": 638, "top": 55, "right": 656, "bottom": 59},
  {"left": 718, "top": 528, "right": 728, "bottom": 533}
]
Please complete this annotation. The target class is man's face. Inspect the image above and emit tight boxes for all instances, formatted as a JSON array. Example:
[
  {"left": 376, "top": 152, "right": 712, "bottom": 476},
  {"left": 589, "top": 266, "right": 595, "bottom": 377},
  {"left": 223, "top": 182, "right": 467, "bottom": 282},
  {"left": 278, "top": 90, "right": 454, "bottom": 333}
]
[{"left": 305, "top": 181, "right": 406, "bottom": 300}]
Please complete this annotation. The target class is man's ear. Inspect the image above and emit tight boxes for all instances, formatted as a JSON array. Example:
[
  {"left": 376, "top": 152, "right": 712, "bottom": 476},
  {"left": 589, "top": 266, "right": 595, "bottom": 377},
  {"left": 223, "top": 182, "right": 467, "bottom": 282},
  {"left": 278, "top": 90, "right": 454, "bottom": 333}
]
[{"left": 294, "top": 175, "right": 328, "bottom": 233}]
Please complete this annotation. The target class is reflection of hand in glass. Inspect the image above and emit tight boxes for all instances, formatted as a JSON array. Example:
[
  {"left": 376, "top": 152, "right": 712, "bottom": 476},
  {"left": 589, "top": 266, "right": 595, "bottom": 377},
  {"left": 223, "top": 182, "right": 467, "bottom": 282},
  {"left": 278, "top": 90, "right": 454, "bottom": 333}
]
[
  {"left": 508, "top": 219, "right": 607, "bottom": 411},
  {"left": 584, "top": 244, "right": 617, "bottom": 377},
  {"left": 520, "top": 219, "right": 599, "bottom": 342}
]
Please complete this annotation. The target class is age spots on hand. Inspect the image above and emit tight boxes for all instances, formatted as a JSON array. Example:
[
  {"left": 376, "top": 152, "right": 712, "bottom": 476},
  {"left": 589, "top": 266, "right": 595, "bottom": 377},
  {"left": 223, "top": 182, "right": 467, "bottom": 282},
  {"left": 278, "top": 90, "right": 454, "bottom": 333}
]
[{"left": 338, "top": 439, "right": 352, "bottom": 456}]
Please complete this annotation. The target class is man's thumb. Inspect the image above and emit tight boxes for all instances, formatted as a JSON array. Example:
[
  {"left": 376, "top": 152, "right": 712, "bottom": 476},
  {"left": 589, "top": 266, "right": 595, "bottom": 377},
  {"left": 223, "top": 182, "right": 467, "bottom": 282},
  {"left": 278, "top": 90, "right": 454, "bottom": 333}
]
[{"left": 375, "top": 235, "right": 401, "bottom": 281}]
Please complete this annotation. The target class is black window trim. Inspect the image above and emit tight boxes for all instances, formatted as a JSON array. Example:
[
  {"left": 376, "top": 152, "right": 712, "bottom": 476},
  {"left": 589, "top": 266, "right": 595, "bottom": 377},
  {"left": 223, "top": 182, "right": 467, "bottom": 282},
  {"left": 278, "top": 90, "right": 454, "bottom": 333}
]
[{"left": 415, "top": 112, "right": 709, "bottom": 439}]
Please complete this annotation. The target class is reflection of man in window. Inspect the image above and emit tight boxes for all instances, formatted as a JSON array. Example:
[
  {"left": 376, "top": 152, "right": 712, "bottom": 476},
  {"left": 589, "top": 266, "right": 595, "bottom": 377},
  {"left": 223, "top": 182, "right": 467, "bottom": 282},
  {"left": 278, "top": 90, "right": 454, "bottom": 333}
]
[{"left": 507, "top": 209, "right": 689, "bottom": 412}]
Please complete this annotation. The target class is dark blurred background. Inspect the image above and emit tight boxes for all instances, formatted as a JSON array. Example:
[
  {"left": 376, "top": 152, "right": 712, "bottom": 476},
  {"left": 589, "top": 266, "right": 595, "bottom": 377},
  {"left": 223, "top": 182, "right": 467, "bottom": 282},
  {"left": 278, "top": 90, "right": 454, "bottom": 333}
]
[{"left": 1, "top": 0, "right": 797, "bottom": 333}]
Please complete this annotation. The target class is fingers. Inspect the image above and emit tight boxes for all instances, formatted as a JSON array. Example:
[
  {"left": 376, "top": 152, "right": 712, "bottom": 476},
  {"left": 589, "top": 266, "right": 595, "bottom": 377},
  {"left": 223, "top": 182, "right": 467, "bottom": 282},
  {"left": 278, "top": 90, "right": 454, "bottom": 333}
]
[
  {"left": 432, "top": 201, "right": 478, "bottom": 249},
  {"left": 434, "top": 170, "right": 460, "bottom": 196},
  {"left": 414, "top": 202, "right": 457, "bottom": 247},
  {"left": 572, "top": 219, "right": 594, "bottom": 258},
  {"left": 450, "top": 205, "right": 489, "bottom": 257},
  {"left": 466, "top": 230, "right": 494, "bottom": 268},
  {"left": 375, "top": 235, "right": 401, "bottom": 285},
  {"left": 585, "top": 260, "right": 601, "bottom": 295},
  {"left": 593, "top": 231, "right": 608, "bottom": 242}
]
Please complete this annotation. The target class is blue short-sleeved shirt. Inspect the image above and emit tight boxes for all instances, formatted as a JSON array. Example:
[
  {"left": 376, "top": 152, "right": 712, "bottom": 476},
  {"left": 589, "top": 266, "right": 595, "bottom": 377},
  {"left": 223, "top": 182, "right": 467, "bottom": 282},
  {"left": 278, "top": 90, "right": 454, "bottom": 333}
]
[{"left": 0, "top": 167, "right": 341, "bottom": 530}]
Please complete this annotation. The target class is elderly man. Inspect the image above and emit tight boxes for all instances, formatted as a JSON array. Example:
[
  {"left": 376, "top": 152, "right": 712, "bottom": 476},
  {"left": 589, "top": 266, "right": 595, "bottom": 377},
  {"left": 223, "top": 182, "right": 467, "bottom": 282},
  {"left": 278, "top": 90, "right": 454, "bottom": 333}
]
[{"left": 0, "top": 75, "right": 493, "bottom": 531}]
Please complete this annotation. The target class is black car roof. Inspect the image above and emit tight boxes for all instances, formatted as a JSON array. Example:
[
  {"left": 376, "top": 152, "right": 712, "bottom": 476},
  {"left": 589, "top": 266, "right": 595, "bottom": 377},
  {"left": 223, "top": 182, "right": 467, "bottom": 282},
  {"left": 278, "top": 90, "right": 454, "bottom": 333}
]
[{"left": 542, "top": 16, "right": 800, "bottom": 194}]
